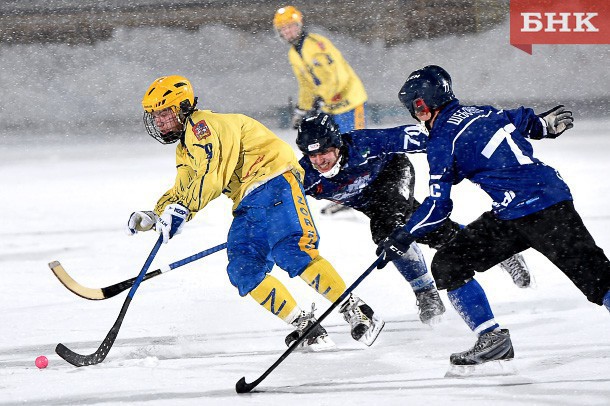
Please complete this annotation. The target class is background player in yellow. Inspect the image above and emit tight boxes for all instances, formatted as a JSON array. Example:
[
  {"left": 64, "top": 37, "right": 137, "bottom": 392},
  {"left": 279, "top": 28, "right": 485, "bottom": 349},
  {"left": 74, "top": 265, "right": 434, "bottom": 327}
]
[
  {"left": 274, "top": 5, "right": 368, "bottom": 133},
  {"left": 127, "top": 75, "right": 384, "bottom": 349}
]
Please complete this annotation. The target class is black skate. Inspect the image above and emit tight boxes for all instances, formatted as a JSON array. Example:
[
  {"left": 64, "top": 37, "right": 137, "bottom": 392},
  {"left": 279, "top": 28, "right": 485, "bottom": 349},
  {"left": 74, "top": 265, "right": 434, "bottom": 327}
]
[
  {"left": 285, "top": 305, "right": 335, "bottom": 352},
  {"left": 339, "top": 294, "right": 385, "bottom": 346},
  {"left": 416, "top": 287, "right": 446, "bottom": 325},
  {"left": 450, "top": 329, "right": 514, "bottom": 365},
  {"left": 499, "top": 253, "right": 531, "bottom": 288}
]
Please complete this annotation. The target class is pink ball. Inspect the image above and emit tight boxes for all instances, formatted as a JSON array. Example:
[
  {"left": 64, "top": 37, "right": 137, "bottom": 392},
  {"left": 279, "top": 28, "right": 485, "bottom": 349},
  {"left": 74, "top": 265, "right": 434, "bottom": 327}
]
[{"left": 35, "top": 355, "right": 48, "bottom": 369}]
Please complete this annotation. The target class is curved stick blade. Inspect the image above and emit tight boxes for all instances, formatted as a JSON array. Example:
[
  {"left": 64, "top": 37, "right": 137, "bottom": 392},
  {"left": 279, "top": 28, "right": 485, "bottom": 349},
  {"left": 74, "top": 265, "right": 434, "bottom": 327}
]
[{"left": 235, "top": 377, "right": 257, "bottom": 394}]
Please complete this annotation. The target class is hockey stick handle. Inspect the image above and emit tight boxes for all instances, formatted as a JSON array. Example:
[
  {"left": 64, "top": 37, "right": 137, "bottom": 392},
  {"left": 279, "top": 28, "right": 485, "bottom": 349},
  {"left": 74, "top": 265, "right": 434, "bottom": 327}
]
[
  {"left": 127, "top": 235, "right": 164, "bottom": 298},
  {"left": 235, "top": 254, "right": 384, "bottom": 393}
]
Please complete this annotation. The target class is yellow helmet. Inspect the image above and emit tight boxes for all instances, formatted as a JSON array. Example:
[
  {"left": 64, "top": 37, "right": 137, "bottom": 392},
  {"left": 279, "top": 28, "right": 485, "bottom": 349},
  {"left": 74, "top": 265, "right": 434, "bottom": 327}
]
[
  {"left": 142, "top": 75, "right": 194, "bottom": 113},
  {"left": 142, "top": 75, "right": 196, "bottom": 144},
  {"left": 273, "top": 6, "right": 303, "bottom": 29}
]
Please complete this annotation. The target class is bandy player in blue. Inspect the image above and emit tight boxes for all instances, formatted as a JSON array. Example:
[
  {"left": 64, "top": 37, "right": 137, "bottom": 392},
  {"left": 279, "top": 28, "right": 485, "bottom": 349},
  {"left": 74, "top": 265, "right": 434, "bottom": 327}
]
[{"left": 376, "top": 65, "right": 610, "bottom": 367}]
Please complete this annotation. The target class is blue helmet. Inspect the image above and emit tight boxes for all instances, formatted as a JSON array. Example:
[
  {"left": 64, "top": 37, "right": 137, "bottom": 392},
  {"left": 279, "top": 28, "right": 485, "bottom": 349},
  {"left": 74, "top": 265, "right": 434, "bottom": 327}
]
[
  {"left": 398, "top": 65, "right": 455, "bottom": 119},
  {"left": 296, "top": 113, "right": 342, "bottom": 155}
]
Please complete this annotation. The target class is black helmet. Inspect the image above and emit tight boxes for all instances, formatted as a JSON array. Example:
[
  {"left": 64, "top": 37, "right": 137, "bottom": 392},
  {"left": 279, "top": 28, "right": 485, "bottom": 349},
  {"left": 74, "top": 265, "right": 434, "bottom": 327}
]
[
  {"left": 398, "top": 65, "right": 455, "bottom": 119},
  {"left": 296, "top": 113, "right": 342, "bottom": 155},
  {"left": 423, "top": 65, "right": 452, "bottom": 86}
]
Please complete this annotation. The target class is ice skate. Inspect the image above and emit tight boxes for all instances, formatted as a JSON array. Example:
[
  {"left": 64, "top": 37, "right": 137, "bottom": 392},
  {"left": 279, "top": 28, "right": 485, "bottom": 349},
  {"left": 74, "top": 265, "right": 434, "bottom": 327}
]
[
  {"left": 339, "top": 294, "right": 385, "bottom": 346},
  {"left": 285, "top": 304, "right": 335, "bottom": 352},
  {"left": 499, "top": 253, "right": 531, "bottom": 288},
  {"left": 450, "top": 329, "right": 514, "bottom": 365},
  {"left": 416, "top": 287, "right": 446, "bottom": 325},
  {"left": 320, "top": 202, "right": 352, "bottom": 215},
  {"left": 446, "top": 329, "right": 516, "bottom": 377}
]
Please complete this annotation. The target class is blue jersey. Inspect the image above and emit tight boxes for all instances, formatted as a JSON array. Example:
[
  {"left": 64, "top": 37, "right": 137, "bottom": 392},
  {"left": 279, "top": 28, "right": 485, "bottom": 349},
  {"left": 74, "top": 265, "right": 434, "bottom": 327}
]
[
  {"left": 406, "top": 100, "right": 572, "bottom": 238},
  {"left": 300, "top": 125, "right": 427, "bottom": 209}
]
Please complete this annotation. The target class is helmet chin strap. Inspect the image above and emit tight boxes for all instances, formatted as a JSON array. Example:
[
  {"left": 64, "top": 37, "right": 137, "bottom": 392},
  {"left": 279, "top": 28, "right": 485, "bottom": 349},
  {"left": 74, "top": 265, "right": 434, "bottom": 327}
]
[{"left": 319, "top": 154, "right": 343, "bottom": 178}]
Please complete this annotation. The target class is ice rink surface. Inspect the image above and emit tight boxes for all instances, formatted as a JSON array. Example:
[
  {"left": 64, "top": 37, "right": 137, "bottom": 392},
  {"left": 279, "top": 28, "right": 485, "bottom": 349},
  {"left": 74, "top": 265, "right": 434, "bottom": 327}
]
[{"left": 1, "top": 118, "right": 609, "bottom": 405}]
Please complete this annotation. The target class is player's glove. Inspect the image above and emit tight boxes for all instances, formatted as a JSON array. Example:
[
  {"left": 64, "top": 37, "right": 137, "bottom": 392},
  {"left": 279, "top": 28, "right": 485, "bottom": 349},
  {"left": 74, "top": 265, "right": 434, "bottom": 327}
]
[
  {"left": 156, "top": 203, "right": 189, "bottom": 244},
  {"left": 126, "top": 211, "right": 158, "bottom": 235},
  {"left": 375, "top": 228, "right": 414, "bottom": 269},
  {"left": 538, "top": 105, "right": 574, "bottom": 138},
  {"left": 291, "top": 107, "right": 308, "bottom": 129}
]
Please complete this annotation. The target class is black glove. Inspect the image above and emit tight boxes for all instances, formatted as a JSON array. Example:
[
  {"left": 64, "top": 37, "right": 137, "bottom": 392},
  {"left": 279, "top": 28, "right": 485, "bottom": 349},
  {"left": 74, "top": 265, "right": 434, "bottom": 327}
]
[
  {"left": 375, "top": 228, "right": 414, "bottom": 269},
  {"left": 538, "top": 105, "right": 574, "bottom": 138}
]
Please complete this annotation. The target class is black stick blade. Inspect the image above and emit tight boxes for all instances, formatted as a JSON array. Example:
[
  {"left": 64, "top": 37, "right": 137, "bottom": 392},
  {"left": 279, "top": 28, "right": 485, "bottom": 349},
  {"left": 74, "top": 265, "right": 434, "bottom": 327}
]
[
  {"left": 55, "top": 343, "right": 107, "bottom": 367},
  {"left": 236, "top": 377, "right": 257, "bottom": 394},
  {"left": 56, "top": 301, "right": 126, "bottom": 367}
]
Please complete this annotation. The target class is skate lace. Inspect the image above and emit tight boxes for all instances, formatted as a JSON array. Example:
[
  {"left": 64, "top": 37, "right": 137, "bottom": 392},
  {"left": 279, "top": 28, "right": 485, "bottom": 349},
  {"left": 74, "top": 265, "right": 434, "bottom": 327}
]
[
  {"left": 463, "top": 332, "right": 499, "bottom": 356},
  {"left": 339, "top": 295, "right": 368, "bottom": 328},
  {"left": 416, "top": 290, "right": 441, "bottom": 312},
  {"left": 294, "top": 303, "right": 317, "bottom": 331},
  {"left": 501, "top": 254, "right": 528, "bottom": 280}
]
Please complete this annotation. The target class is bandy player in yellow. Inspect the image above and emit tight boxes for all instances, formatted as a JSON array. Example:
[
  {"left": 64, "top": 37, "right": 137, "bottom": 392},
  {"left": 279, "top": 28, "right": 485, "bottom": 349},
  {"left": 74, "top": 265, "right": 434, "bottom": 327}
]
[
  {"left": 273, "top": 5, "right": 368, "bottom": 133},
  {"left": 127, "top": 75, "right": 384, "bottom": 349}
]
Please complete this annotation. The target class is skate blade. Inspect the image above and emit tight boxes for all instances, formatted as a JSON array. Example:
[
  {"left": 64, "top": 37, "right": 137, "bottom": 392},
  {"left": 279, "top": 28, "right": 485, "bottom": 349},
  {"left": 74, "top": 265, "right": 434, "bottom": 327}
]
[
  {"left": 422, "top": 314, "right": 444, "bottom": 326},
  {"left": 444, "top": 360, "right": 517, "bottom": 378},
  {"left": 358, "top": 315, "right": 385, "bottom": 347},
  {"left": 296, "top": 335, "right": 337, "bottom": 352}
]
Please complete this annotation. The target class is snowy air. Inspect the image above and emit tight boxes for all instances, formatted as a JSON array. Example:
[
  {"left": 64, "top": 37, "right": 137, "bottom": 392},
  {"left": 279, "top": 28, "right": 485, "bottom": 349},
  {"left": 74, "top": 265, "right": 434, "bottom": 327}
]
[{"left": 1, "top": 1, "right": 609, "bottom": 405}]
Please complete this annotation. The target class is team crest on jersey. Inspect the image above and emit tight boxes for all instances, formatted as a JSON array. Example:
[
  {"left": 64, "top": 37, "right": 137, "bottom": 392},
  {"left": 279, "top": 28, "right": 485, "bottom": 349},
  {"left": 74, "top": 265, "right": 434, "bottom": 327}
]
[
  {"left": 316, "top": 41, "right": 326, "bottom": 50},
  {"left": 192, "top": 120, "right": 211, "bottom": 140}
]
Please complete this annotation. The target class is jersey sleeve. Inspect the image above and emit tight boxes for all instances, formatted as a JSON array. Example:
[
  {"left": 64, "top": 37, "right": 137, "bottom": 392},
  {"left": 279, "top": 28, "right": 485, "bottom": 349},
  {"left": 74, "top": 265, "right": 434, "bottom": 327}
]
[
  {"left": 293, "top": 66, "right": 317, "bottom": 110},
  {"left": 155, "top": 133, "right": 225, "bottom": 218},
  {"left": 368, "top": 125, "right": 427, "bottom": 155},
  {"left": 154, "top": 145, "right": 196, "bottom": 218},
  {"left": 400, "top": 124, "right": 428, "bottom": 153},
  {"left": 404, "top": 139, "right": 455, "bottom": 238},
  {"left": 503, "top": 106, "right": 546, "bottom": 140},
  {"left": 180, "top": 135, "right": 225, "bottom": 215}
]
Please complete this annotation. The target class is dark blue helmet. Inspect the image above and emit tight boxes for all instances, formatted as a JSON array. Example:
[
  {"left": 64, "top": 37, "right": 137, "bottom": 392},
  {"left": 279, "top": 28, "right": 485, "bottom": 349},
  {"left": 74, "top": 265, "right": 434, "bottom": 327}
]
[
  {"left": 398, "top": 65, "right": 455, "bottom": 119},
  {"left": 296, "top": 113, "right": 342, "bottom": 155}
]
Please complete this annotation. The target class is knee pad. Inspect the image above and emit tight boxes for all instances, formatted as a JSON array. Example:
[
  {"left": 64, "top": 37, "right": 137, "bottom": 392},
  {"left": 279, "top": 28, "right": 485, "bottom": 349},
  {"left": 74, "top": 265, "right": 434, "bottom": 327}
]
[
  {"left": 431, "top": 252, "right": 474, "bottom": 291},
  {"left": 299, "top": 256, "right": 346, "bottom": 302},
  {"left": 249, "top": 274, "right": 300, "bottom": 323}
]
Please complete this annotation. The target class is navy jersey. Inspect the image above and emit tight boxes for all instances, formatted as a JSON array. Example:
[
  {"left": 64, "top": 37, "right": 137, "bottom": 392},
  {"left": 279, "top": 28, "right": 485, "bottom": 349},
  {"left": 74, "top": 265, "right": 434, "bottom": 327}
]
[
  {"left": 300, "top": 125, "right": 427, "bottom": 209},
  {"left": 405, "top": 100, "right": 573, "bottom": 238}
]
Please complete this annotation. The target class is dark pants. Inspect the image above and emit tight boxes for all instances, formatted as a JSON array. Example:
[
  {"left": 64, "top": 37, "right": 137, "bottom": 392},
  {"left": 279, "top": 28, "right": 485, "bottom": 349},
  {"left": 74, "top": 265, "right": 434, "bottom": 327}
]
[
  {"left": 360, "top": 154, "right": 460, "bottom": 248},
  {"left": 432, "top": 200, "right": 610, "bottom": 305}
]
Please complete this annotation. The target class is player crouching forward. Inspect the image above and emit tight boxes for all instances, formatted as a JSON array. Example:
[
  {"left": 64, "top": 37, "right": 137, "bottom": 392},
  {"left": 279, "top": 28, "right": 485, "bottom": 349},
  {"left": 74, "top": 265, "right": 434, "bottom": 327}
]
[{"left": 127, "top": 75, "right": 384, "bottom": 350}]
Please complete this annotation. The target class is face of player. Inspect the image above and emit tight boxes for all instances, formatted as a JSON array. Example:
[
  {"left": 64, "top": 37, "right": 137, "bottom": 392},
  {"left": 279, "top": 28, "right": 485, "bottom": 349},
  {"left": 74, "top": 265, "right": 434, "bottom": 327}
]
[
  {"left": 278, "top": 23, "right": 302, "bottom": 43},
  {"left": 413, "top": 104, "right": 438, "bottom": 131},
  {"left": 308, "top": 147, "right": 340, "bottom": 173},
  {"left": 152, "top": 107, "right": 182, "bottom": 135}
]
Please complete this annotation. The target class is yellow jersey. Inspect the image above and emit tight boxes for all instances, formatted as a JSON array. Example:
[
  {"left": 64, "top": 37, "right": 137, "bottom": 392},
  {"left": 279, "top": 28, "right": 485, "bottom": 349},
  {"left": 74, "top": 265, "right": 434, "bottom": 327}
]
[
  {"left": 288, "top": 32, "right": 367, "bottom": 115},
  {"left": 154, "top": 110, "right": 303, "bottom": 216}
]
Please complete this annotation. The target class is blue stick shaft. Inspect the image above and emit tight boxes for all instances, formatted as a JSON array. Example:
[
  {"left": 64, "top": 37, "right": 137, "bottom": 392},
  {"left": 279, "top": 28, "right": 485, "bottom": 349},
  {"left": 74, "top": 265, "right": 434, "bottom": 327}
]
[
  {"left": 127, "top": 235, "right": 163, "bottom": 298},
  {"left": 168, "top": 242, "right": 228, "bottom": 271}
]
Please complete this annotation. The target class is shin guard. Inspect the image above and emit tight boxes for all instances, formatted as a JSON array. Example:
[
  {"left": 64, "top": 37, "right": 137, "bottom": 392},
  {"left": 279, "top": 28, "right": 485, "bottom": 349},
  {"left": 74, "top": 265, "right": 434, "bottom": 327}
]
[
  {"left": 299, "top": 256, "right": 346, "bottom": 302},
  {"left": 249, "top": 275, "right": 301, "bottom": 323}
]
